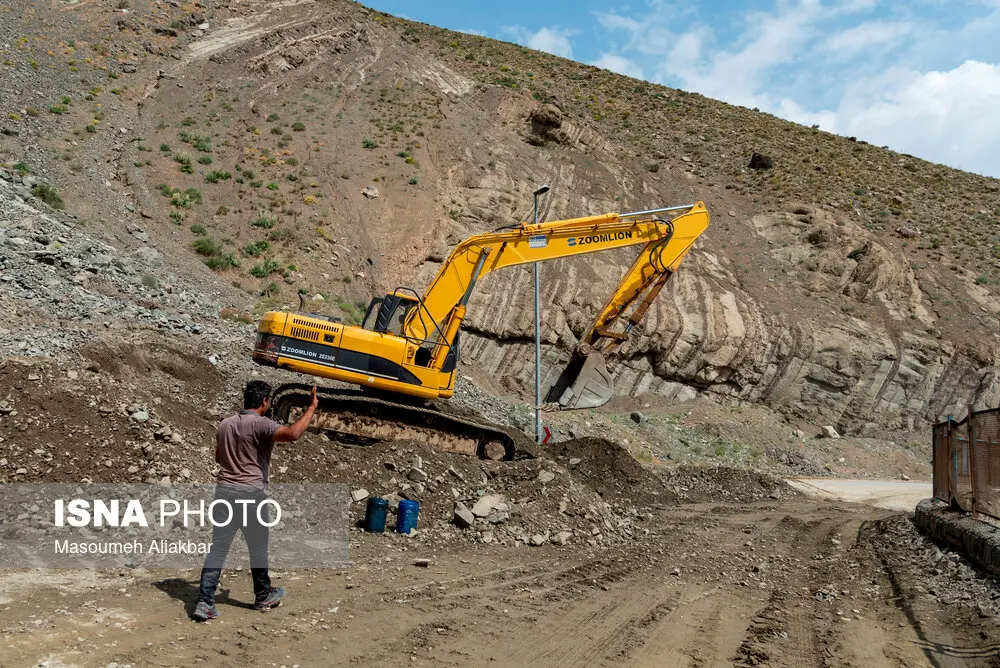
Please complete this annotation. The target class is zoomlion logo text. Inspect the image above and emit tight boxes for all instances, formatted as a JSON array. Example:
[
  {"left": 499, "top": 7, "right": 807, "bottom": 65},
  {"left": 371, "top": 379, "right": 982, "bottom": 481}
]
[{"left": 567, "top": 231, "right": 633, "bottom": 247}]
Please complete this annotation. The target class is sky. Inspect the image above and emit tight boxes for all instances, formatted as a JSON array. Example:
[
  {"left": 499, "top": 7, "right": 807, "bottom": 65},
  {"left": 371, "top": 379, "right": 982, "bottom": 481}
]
[{"left": 362, "top": 0, "right": 1000, "bottom": 178}]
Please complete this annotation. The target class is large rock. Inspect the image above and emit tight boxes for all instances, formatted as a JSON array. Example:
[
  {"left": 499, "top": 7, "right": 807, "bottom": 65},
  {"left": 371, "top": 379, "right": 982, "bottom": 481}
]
[{"left": 471, "top": 494, "right": 504, "bottom": 518}]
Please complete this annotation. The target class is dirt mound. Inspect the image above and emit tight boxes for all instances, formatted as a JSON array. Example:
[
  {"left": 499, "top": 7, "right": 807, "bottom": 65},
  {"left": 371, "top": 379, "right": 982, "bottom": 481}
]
[
  {"left": 278, "top": 436, "right": 664, "bottom": 548},
  {"left": 658, "top": 465, "right": 798, "bottom": 504},
  {"left": 540, "top": 437, "right": 675, "bottom": 505}
]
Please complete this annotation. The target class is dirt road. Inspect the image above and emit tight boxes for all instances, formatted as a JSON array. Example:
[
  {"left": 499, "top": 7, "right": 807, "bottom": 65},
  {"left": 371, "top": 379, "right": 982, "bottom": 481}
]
[
  {"left": 786, "top": 478, "right": 932, "bottom": 511},
  {"left": 3, "top": 497, "right": 997, "bottom": 667}
]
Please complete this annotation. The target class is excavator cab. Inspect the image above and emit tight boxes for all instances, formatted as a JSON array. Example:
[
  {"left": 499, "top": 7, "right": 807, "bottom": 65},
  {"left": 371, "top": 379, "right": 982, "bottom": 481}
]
[{"left": 362, "top": 292, "right": 420, "bottom": 335}]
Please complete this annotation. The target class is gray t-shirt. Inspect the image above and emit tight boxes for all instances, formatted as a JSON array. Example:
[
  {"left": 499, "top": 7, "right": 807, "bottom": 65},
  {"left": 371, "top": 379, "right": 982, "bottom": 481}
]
[{"left": 215, "top": 410, "right": 280, "bottom": 488}]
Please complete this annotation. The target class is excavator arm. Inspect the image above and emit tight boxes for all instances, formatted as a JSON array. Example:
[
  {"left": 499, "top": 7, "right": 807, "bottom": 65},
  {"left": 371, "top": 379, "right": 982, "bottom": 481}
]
[{"left": 403, "top": 202, "right": 710, "bottom": 406}]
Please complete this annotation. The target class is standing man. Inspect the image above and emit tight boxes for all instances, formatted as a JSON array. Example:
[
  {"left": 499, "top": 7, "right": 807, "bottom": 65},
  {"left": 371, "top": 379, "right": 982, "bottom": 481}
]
[{"left": 192, "top": 380, "right": 318, "bottom": 621}]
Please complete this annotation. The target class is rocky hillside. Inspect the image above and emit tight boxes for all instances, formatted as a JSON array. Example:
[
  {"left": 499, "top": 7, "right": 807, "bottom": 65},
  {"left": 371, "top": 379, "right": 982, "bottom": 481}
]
[{"left": 1, "top": 0, "right": 998, "bottom": 436}]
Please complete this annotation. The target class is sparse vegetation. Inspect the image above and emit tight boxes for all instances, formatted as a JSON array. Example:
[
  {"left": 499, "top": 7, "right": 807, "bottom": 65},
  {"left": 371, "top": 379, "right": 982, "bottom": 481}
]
[
  {"left": 251, "top": 215, "right": 277, "bottom": 229},
  {"left": 362, "top": 138, "right": 377, "bottom": 149},
  {"left": 30, "top": 183, "right": 65, "bottom": 209},
  {"left": 243, "top": 240, "right": 271, "bottom": 257},
  {"left": 190, "top": 223, "right": 207, "bottom": 236},
  {"left": 249, "top": 258, "right": 283, "bottom": 278},
  {"left": 204, "top": 170, "right": 232, "bottom": 183}
]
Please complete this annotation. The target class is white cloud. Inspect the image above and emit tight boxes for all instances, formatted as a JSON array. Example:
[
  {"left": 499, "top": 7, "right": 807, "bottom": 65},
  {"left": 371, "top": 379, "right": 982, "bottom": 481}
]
[
  {"left": 527, "top": 27, "right": 574, "bottom": 59},
  {"left": 502, "top": 25, "right": 575, "bottom": 59},
  {"left": 592, "top": 53, "right": 644, "bottom": 79},
  {"left": 821, "top": 20, "right": 914, "bottom": 56},
  {"left": 826, "top": 60, "right": 1000, "bottom": 175}
]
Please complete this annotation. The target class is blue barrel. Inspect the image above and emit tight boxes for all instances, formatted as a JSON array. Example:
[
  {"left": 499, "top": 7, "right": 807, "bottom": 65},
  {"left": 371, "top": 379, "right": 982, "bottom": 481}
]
[
  {"left": 396, "top": 499, "right": 420, "bottom": 534},
  {"left": 364, "top": 497, "right": 388, "bottom": 533}
]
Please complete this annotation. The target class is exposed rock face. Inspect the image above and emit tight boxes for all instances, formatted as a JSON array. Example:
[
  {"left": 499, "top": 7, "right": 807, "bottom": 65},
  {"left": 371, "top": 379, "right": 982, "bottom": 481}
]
[{"left": 451, "top": 202, "right": 1000, "bottom": 435}]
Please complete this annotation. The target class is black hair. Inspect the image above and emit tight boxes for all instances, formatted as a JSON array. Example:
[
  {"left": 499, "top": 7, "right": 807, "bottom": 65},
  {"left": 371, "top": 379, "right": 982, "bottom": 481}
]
[{"left": 243, "top": 380, "right": 272, "bottom": 409}]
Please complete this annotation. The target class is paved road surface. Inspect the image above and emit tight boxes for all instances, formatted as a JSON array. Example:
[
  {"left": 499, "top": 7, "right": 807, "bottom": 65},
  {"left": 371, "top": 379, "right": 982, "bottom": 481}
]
[{"left": 785, "top": 477, "right": 932, "bottom": 511}]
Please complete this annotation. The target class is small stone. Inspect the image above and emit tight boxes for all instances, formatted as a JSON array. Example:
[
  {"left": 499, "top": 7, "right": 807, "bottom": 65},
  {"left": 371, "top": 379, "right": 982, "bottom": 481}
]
[
  {"left": 630, "top": 411, "right": 648, "bottom": 426},
  {"left": 551, "top": 530, "right": 572, "bottom": 546},
  {"left": 131, "top": 410, "right": 150, "bottom": 423},
  {"left": 901, "top": 474, "right": 910, "bottom": 481},
  {"left": 537, "top": 470, "right": 555, "bottom": 484},
  {"left": 529, "top": 532, "right": 549, "bottom": 547},
  {"left": 362, "top": 185, "right": 379, "bottom": 199},
  {"left": 671, "top": 568, "right": 681, "bottom": 576},
  {"left": 351, "top": 488, "right": 369, "bottom": 503},
  {"left": 821, "top": 425, "right": 840, "bottom": 439},
  {"left": 453, "top": 502, "right": 475, "bottom": 529},
  {"left": 407, "top": 467, "right": 428, "bottom": 482},
  {"left": 793, "top": 429, "right": 805, "bottom": 439},
  {"left": 568, "top": 458, "right": 582, "bottom": 466},
  {"left": 414, "top": 558, "right": 430, "bottom": 568}
]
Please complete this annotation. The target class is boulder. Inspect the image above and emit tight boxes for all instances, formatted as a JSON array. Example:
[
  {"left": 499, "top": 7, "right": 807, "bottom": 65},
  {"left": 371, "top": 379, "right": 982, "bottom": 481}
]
[{"left": 471, "top": 494, "right": 504, "bottom": 518}]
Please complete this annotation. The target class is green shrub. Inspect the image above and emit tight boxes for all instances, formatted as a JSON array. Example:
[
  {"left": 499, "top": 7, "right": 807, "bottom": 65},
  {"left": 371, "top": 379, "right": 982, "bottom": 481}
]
[
  {"left": 31, "top": 183, "right": 65, "bottom": 209},
  {"left": 267, "top": 182, "right": 279, "bottom": 190},
  {"left": 266, "top": 113, "right": 280, "bottom": 122},
  {"left": 285, "top": 157, "right": 298, "bottom": 166},
  {"left": 362, "top": 138, "right": 377, "bottom": 149},
  {"left": 241, "top": 169, "right": 256, "bottom": 179},
  {"left": 205, "top": 170, "right": 232, "bottom": 183},
  {"left": 249, "top": 258, "right": 282, "bottom": 278},
  {"left": 203, "top": 254, "right": 239, "bottom": 271},
  {"left": 408, "top": 177, "right": 419, "bottom": 185},
  {"left": 243, "top": 240, "right": 270, "bottom": 257},
  {"left": 292, "top": 122, "right": 305, "bottom": 131},
  {"left": 216, "top": 205, "right": 229, "bottom": 215},
  {"left": 198, "top": 155, "right": 213, "bottom": 165},
  {"left": 49, "top": 104, "right": 68, "bottom": 115},
  {"left": 251, "top": 215, "right": 276, "bottom": 229},
  {"left": 160, "top": 143, "right": 171, "bottom": 152},
  {"left": 190, "top": 223, "right": 207, "bottom": 236},
  {"left": 193, "top": 237, "right": 222, "bottom": 256}
]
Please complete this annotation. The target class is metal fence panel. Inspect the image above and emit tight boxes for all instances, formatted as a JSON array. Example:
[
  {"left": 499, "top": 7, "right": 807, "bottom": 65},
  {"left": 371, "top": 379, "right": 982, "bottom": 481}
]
[
  {"left": 932, "top": 408, "right": 1000, "bottom": 521},
  {"left": 974, "top": 412, "right": 1000, "bottom": 519}
]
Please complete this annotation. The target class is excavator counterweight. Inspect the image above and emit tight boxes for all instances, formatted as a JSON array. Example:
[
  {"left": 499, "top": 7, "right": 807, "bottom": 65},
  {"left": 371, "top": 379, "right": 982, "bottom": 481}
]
[{"left": 252, "top": 202, "right": 709, "bottom": 457}]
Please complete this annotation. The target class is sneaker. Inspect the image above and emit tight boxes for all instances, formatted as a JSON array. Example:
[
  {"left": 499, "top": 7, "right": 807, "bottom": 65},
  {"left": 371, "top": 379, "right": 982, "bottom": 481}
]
[
  {"left": 192, "top": 601, "right": 219, "bottom": 621},
  {"left": 254, "top": 586, "right": 285, "bottom": 611}
]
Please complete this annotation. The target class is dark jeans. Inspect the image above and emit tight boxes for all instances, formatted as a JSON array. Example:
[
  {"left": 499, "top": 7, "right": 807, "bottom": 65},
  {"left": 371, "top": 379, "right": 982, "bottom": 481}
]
[{"left": 198, "top": 485, "right": 272, "bottom": 604}]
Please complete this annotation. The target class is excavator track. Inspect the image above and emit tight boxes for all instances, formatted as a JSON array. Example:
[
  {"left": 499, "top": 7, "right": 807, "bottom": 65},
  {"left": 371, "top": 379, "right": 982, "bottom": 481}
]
[{"left": 268, "top": 383, "right": 517, "bottom": 461}]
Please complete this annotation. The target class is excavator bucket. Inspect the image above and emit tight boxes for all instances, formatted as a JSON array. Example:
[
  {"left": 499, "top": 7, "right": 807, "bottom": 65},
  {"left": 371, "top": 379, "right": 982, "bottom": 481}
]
[{"left": 557, "top": 351, "right": 615, "bottom": 409}]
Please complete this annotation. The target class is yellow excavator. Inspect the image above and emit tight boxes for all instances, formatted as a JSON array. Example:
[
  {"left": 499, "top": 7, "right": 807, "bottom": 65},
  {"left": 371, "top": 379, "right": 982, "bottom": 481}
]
[{"left": 252, "top": 202, "right": 709, "bottom": 459}]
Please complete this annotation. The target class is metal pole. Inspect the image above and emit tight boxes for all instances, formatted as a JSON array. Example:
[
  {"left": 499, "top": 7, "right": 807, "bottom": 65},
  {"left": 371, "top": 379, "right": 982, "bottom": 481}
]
[
  {"left": 531, "top": 185, "right": 549, "bottom": 444},
  {"left": 534, "top": 196, "right": 541, "bottom": 444}
]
